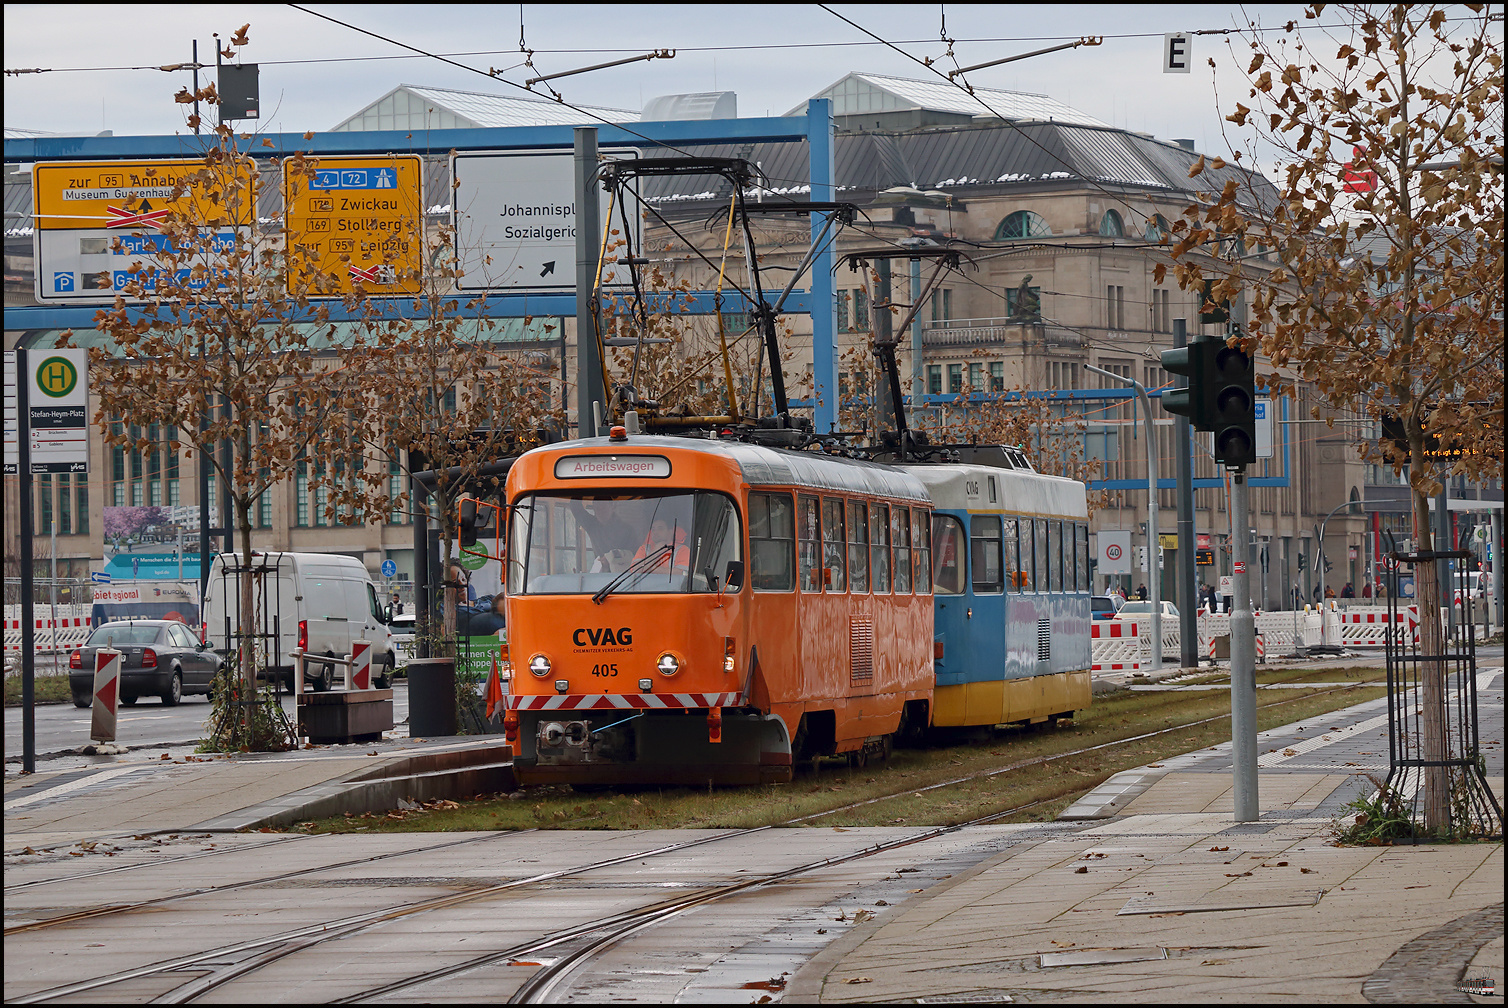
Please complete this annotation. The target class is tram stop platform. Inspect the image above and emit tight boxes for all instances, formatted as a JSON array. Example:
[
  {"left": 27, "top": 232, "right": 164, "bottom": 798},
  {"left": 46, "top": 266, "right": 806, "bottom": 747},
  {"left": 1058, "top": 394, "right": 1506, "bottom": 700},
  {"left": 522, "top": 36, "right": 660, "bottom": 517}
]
[{"left": 3, "top": 660, "right": 1503, "bottom": 1004}]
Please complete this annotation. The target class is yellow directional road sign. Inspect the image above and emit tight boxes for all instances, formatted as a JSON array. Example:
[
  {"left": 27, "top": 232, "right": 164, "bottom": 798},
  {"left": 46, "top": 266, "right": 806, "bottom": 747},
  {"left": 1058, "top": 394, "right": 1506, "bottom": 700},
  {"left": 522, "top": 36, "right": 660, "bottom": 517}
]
[
  {"left": 32, "top": 157, "right": 257, "bottom": 231},
  {"left": 31, "top": 157, "right": 256, "bottom": 303},
  {"left": 284, "top": 155, "right": 424, "bottom": 296}
]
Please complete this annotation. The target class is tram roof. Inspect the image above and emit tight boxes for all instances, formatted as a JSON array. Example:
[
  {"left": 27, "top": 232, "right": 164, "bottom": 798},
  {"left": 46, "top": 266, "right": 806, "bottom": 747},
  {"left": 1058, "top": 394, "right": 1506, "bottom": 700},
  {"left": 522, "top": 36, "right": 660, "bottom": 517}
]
[
  {"left": 528, "top": 435, "right": 931, "bottom": 503},
  {"left": 902, "top": 463, "right": 1088, "bottom": 519}
]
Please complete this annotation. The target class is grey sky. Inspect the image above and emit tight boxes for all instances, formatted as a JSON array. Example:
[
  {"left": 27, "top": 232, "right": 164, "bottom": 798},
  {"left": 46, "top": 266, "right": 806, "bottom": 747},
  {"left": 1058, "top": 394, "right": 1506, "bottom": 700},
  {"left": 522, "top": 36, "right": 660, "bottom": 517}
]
[{"left": 6, "top": 3, "right": 1325, "bottom": 155}]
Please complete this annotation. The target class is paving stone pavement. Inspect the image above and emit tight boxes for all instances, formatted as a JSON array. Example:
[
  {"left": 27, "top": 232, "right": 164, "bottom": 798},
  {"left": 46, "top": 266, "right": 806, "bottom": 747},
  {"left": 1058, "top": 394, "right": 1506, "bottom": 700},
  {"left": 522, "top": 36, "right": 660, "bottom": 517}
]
[
  {"left": 4, "top": 662, "right": 1502, "bottom": 1003},
  {"left": 787, "top": 665, "right": 1505, "bottom": 1003}
]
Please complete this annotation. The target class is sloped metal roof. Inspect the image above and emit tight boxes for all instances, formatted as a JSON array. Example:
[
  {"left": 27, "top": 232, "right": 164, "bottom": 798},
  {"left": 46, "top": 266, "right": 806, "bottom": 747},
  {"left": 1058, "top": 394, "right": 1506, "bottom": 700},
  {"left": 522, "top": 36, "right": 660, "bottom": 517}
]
[
  {"left": 795, "top": 72, "right": 1110, "bottom": 128},
  {"left": 638, "top": 122, "right": 1277, "bottom": 213},
  {"left": 331, "top": 84, "right": 637, "bottom": 132}
]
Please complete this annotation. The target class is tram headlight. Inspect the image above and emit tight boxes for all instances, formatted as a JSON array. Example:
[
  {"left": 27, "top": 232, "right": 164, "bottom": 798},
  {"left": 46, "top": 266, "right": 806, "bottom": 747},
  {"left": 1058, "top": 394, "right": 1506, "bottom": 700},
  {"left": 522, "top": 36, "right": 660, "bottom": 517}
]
[
  {"left": 529, "top": 653, "right": 552, "bottom": 677},
  {"left": 656, "top": 652, "right": 681, "bottom": 676}
]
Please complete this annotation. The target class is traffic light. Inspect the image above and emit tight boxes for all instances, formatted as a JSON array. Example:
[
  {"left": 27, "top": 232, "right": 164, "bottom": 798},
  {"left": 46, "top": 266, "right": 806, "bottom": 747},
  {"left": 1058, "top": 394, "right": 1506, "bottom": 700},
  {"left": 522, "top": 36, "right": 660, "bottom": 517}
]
[
  {"left": 1209, "top": 334, "right": 1256, "bottom": 467},
  {"left": 1298, "top": 553, "right": 1307, "bottom": 570},
  {"left": 459, "top": 498, "right": 479, "bottom": 547},
  {"left": 1159, "top": 332, "right": 1220, "bottom": 428}
]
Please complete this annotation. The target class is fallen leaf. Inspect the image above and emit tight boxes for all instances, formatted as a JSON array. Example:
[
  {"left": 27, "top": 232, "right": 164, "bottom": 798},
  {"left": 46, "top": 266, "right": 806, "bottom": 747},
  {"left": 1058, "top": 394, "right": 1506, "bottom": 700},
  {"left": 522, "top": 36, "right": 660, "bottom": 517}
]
[
  {"left": 1075, "top": 866, "right": 1088, "bottom": 873},
  {"left": 843, "top": 977, "right": 873, "bottom": 984}
]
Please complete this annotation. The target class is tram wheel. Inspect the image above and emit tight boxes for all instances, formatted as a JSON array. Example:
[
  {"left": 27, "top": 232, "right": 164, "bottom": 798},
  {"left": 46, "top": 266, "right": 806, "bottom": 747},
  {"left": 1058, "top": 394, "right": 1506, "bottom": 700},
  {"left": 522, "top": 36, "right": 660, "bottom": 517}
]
[{"left": 849, "top": 747, "right": 869, "bottom": 769}]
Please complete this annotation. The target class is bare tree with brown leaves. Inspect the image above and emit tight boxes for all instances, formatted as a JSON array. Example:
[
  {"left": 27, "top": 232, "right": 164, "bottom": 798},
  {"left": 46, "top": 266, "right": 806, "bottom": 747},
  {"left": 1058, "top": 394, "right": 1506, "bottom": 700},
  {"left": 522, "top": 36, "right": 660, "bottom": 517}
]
[{"left": 1165, "top": 3, "right": 1503, "bottom": 831}]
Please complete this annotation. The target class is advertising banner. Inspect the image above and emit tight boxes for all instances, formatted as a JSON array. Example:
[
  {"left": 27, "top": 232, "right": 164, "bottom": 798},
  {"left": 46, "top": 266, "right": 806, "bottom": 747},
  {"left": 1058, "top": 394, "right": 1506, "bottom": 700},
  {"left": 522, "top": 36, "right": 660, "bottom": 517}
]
[
  {"left": 102, "top": 505, "right": 208, "bottom": 580},
  {"left": 89, "top": 581, "right": 200, "bottom": 627}
]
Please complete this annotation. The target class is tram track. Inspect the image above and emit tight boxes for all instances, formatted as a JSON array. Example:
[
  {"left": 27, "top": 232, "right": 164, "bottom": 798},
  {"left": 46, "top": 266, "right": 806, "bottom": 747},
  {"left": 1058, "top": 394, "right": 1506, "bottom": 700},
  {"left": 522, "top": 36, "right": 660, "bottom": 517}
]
[
  {"left": 8, "top": 681, "right": 1379, "bottom": 1005},
  {"left": 6, "top": 826, "right": 776, "bottom": 1005},
  {"left": 3, "top": 829, "right": 533, "bottom": 936},
  {"left": 3, "top": 834, "right": 310, "bottom": 893}
]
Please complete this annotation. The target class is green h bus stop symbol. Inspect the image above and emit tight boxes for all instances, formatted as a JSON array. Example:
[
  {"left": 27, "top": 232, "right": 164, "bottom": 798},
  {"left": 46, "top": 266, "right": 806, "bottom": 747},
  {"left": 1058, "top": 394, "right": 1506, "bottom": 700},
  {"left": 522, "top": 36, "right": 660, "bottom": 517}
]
[{"left": 36, "top": 356, "right": 78, "bottom": 398}]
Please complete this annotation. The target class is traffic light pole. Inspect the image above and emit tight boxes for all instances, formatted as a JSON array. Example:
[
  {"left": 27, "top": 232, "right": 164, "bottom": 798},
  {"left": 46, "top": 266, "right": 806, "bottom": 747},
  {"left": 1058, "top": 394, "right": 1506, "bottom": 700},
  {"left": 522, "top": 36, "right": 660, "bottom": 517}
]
[
  {"left": 1230, "top": 467, "right": 1258, "bottom": 821},
  {"left": 1173, "top": 319, "right": 1199, "bottom": 668}
]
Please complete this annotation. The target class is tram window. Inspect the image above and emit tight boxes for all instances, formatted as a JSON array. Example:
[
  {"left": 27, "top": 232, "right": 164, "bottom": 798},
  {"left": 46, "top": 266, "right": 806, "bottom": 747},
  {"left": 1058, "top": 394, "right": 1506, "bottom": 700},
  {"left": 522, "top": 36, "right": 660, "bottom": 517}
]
[
  {"left": 893, "top": 507, "right": 911, "bottom": 593},
  {"left": 987, "top": 475, "right": 998, "bottom": 504},
  {"left": 510, "top": 491, "right": 739, "bottom": 595},
  {"left": 822, "top": 497, "right": 846, "bottom": 592},
  {"left": 971, "top": 515, "right": 1004, "bottom": 594},
  {"left": 1076, "top": 523, "right": 1090, "bottom": 591},
  {"left": 1035, "top": 518, "right": 1050, "bottom": 593},
  {"left": 913, "top": 509, "right": 932, "bottom": 594},
  {"left": 932, "top": 514, "right": 966, "bottom": 595},
  {"left": 1003, "top": 517, "right": 1022, "bottom": 592},
  {"left": 848, "top": 501, "right": 870, "bottom": 593},
  {"left": 1018, "top": 518, "right": 1035, "bottom": 591},
  {"left": 798, "top": 495, "right": 822, "bottom": 592},
  {"left": 749, "top": 492, "right": 795, "bottom": 591},
  {"left": 1049, "top": 520, "right": 1064, "bottom": 592},
  {"left": 871, "top": 505, "right": 891, "bottom": 593}
]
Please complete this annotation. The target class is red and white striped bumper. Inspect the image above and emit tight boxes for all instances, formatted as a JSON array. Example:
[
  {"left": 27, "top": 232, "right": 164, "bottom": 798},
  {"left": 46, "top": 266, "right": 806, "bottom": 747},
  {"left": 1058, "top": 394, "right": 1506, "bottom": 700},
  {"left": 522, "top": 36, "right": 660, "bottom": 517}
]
[{"left": 507, "top": 691, "right": 744, "bottom": 712}]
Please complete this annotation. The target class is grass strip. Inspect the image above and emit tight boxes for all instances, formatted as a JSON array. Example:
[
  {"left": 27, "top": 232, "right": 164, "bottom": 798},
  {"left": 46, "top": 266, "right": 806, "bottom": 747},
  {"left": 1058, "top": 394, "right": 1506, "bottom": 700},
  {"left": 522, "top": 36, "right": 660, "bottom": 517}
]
[
  {"left": 292, "top": 677, "right": 1385, "bottom": 835},
  {"left": 4, "top": 674, "right": 73, "bottom": 707}
]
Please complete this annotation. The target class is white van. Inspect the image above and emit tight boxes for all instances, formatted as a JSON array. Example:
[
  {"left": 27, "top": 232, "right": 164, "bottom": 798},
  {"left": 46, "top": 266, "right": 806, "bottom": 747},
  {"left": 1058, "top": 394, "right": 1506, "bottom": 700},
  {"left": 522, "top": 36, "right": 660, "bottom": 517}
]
[{"left": 202, "top": 552, "right": 396, "bottom": 690}]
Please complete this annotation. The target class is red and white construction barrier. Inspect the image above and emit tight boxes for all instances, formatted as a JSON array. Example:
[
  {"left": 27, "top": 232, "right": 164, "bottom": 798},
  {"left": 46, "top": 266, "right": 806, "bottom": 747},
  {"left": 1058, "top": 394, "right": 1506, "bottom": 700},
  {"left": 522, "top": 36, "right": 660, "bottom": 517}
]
[
  {"left": 3, "top": 616, "right": 92, "bottom": 654},
  {"left": 1091, "top": 620, "right": 1142, "bottom": 672}
]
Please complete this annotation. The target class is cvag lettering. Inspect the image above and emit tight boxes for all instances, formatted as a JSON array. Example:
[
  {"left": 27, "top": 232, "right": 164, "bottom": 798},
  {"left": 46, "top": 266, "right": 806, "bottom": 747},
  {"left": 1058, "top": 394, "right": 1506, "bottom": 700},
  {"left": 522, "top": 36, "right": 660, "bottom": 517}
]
[{"left": 572, "top": 627, "right": 634, "bottom": 647}]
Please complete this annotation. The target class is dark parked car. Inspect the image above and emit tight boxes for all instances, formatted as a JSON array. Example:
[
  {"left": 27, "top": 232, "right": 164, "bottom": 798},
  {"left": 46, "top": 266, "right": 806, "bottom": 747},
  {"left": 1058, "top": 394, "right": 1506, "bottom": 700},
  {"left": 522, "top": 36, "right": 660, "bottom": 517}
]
[{"left": 69, "top": 620, "right": 221, "bottom": 708}]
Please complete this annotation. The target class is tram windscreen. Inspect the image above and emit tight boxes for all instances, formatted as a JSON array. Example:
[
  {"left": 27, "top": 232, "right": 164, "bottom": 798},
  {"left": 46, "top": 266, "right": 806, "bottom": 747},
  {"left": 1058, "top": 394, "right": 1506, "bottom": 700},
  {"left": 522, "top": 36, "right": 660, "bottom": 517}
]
[{"left": 508, "top": 491, "right": 742, "bottom": 595}]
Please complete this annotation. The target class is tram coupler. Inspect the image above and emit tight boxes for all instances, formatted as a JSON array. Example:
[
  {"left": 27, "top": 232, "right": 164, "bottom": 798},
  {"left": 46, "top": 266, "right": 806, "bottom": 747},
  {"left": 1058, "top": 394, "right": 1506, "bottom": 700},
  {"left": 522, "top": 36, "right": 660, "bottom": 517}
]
[{"left": 707, "top": 705, "right": 723, "bottom": 743}]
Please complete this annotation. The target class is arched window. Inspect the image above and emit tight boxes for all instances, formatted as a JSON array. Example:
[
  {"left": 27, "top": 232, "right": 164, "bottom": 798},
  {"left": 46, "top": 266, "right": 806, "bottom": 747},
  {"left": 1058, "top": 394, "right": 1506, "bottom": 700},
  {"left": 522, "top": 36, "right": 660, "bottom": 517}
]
[
  {"left": 1143, "top": 214, "right": 1171, "bottom": 243},
  {"left": 995, "top": 210, "right": 1052, "bottom": 241},
  {"left": 1098, "top": 210, "right": 1124, "bottom": 237}
]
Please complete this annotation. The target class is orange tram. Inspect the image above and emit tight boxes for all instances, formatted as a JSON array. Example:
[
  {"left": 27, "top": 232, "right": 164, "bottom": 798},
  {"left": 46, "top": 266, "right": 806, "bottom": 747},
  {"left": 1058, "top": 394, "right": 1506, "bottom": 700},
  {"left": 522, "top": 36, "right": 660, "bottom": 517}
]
[{"left": 499, "top": 429, "right": 1089, "bottom": 787}]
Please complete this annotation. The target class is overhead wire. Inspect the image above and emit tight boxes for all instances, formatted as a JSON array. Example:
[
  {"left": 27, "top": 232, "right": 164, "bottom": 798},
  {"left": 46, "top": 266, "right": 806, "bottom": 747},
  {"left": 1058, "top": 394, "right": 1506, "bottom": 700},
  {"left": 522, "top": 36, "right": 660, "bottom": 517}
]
[
  {"left": 8, "top": 17, "right": 1467, "bottom": 74},
  {"left": 815, "top": 5, "right": 1205, "bottom": 234}
]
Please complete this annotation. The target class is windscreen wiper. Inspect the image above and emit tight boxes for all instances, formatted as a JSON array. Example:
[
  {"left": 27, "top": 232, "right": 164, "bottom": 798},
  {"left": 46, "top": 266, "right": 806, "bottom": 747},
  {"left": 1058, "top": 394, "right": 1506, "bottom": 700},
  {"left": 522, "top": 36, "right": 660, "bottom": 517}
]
[{"left": 591, "top": 544, "right": 672, "bottom": 605}]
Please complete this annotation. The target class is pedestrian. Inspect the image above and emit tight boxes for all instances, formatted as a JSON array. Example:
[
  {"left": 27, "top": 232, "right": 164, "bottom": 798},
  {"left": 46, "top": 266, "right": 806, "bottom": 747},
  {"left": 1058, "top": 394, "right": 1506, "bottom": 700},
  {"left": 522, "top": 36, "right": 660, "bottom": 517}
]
[
  {"left": 1313, "top": 583, "right": 1322, "bottom": 603},
  {"left": 390, "top": 592, "right": 403, "bottom": 616},
  {"left": 1361, "top": 581, "right": 1372, "bottom": 599},
  {"left": 1325, "top": 585, "right": 1336, "bottom": 599},
  {"left": 1135, "top": 584, "right": 1148, "bottom": 601},
  {"left": 1340, "top": 582, "right": 1354, "bottom": 599}
]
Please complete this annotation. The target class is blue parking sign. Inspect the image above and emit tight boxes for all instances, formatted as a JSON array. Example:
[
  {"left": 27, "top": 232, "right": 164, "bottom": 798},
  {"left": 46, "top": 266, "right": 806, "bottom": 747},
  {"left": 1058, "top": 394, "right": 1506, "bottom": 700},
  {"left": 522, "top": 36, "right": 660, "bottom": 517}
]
[{"left": 53, "top": 272, "right": 75, "bottom": 292}]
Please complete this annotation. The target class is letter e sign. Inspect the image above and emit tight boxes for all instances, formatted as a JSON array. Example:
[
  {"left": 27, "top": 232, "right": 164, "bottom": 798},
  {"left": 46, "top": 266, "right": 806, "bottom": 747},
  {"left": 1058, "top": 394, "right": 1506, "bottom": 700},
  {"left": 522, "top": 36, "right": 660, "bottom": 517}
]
[{"left": 1164, "top": 33, "right": 1192, "bottom": 73}]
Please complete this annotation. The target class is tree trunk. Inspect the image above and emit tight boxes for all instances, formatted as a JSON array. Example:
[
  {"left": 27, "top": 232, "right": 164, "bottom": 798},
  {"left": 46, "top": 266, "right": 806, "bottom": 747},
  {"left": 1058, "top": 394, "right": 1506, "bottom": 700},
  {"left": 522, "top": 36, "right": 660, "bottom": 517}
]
[
  {"left": 236, "top": 495, "right": 258, "bottom": 709},
  {"left": 1411, "top": 482, "right": 1449, "bottom": 833}
]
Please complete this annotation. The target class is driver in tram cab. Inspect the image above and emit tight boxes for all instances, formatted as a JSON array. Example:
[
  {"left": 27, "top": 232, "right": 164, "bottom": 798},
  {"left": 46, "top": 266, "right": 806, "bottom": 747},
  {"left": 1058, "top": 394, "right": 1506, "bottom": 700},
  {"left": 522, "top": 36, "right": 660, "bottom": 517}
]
[
  {"left": 633, "top": 517, "right": 692, "bottom": 573},
  {"left": 571, "top": 498, "right": 639, "bottom": 572}
]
